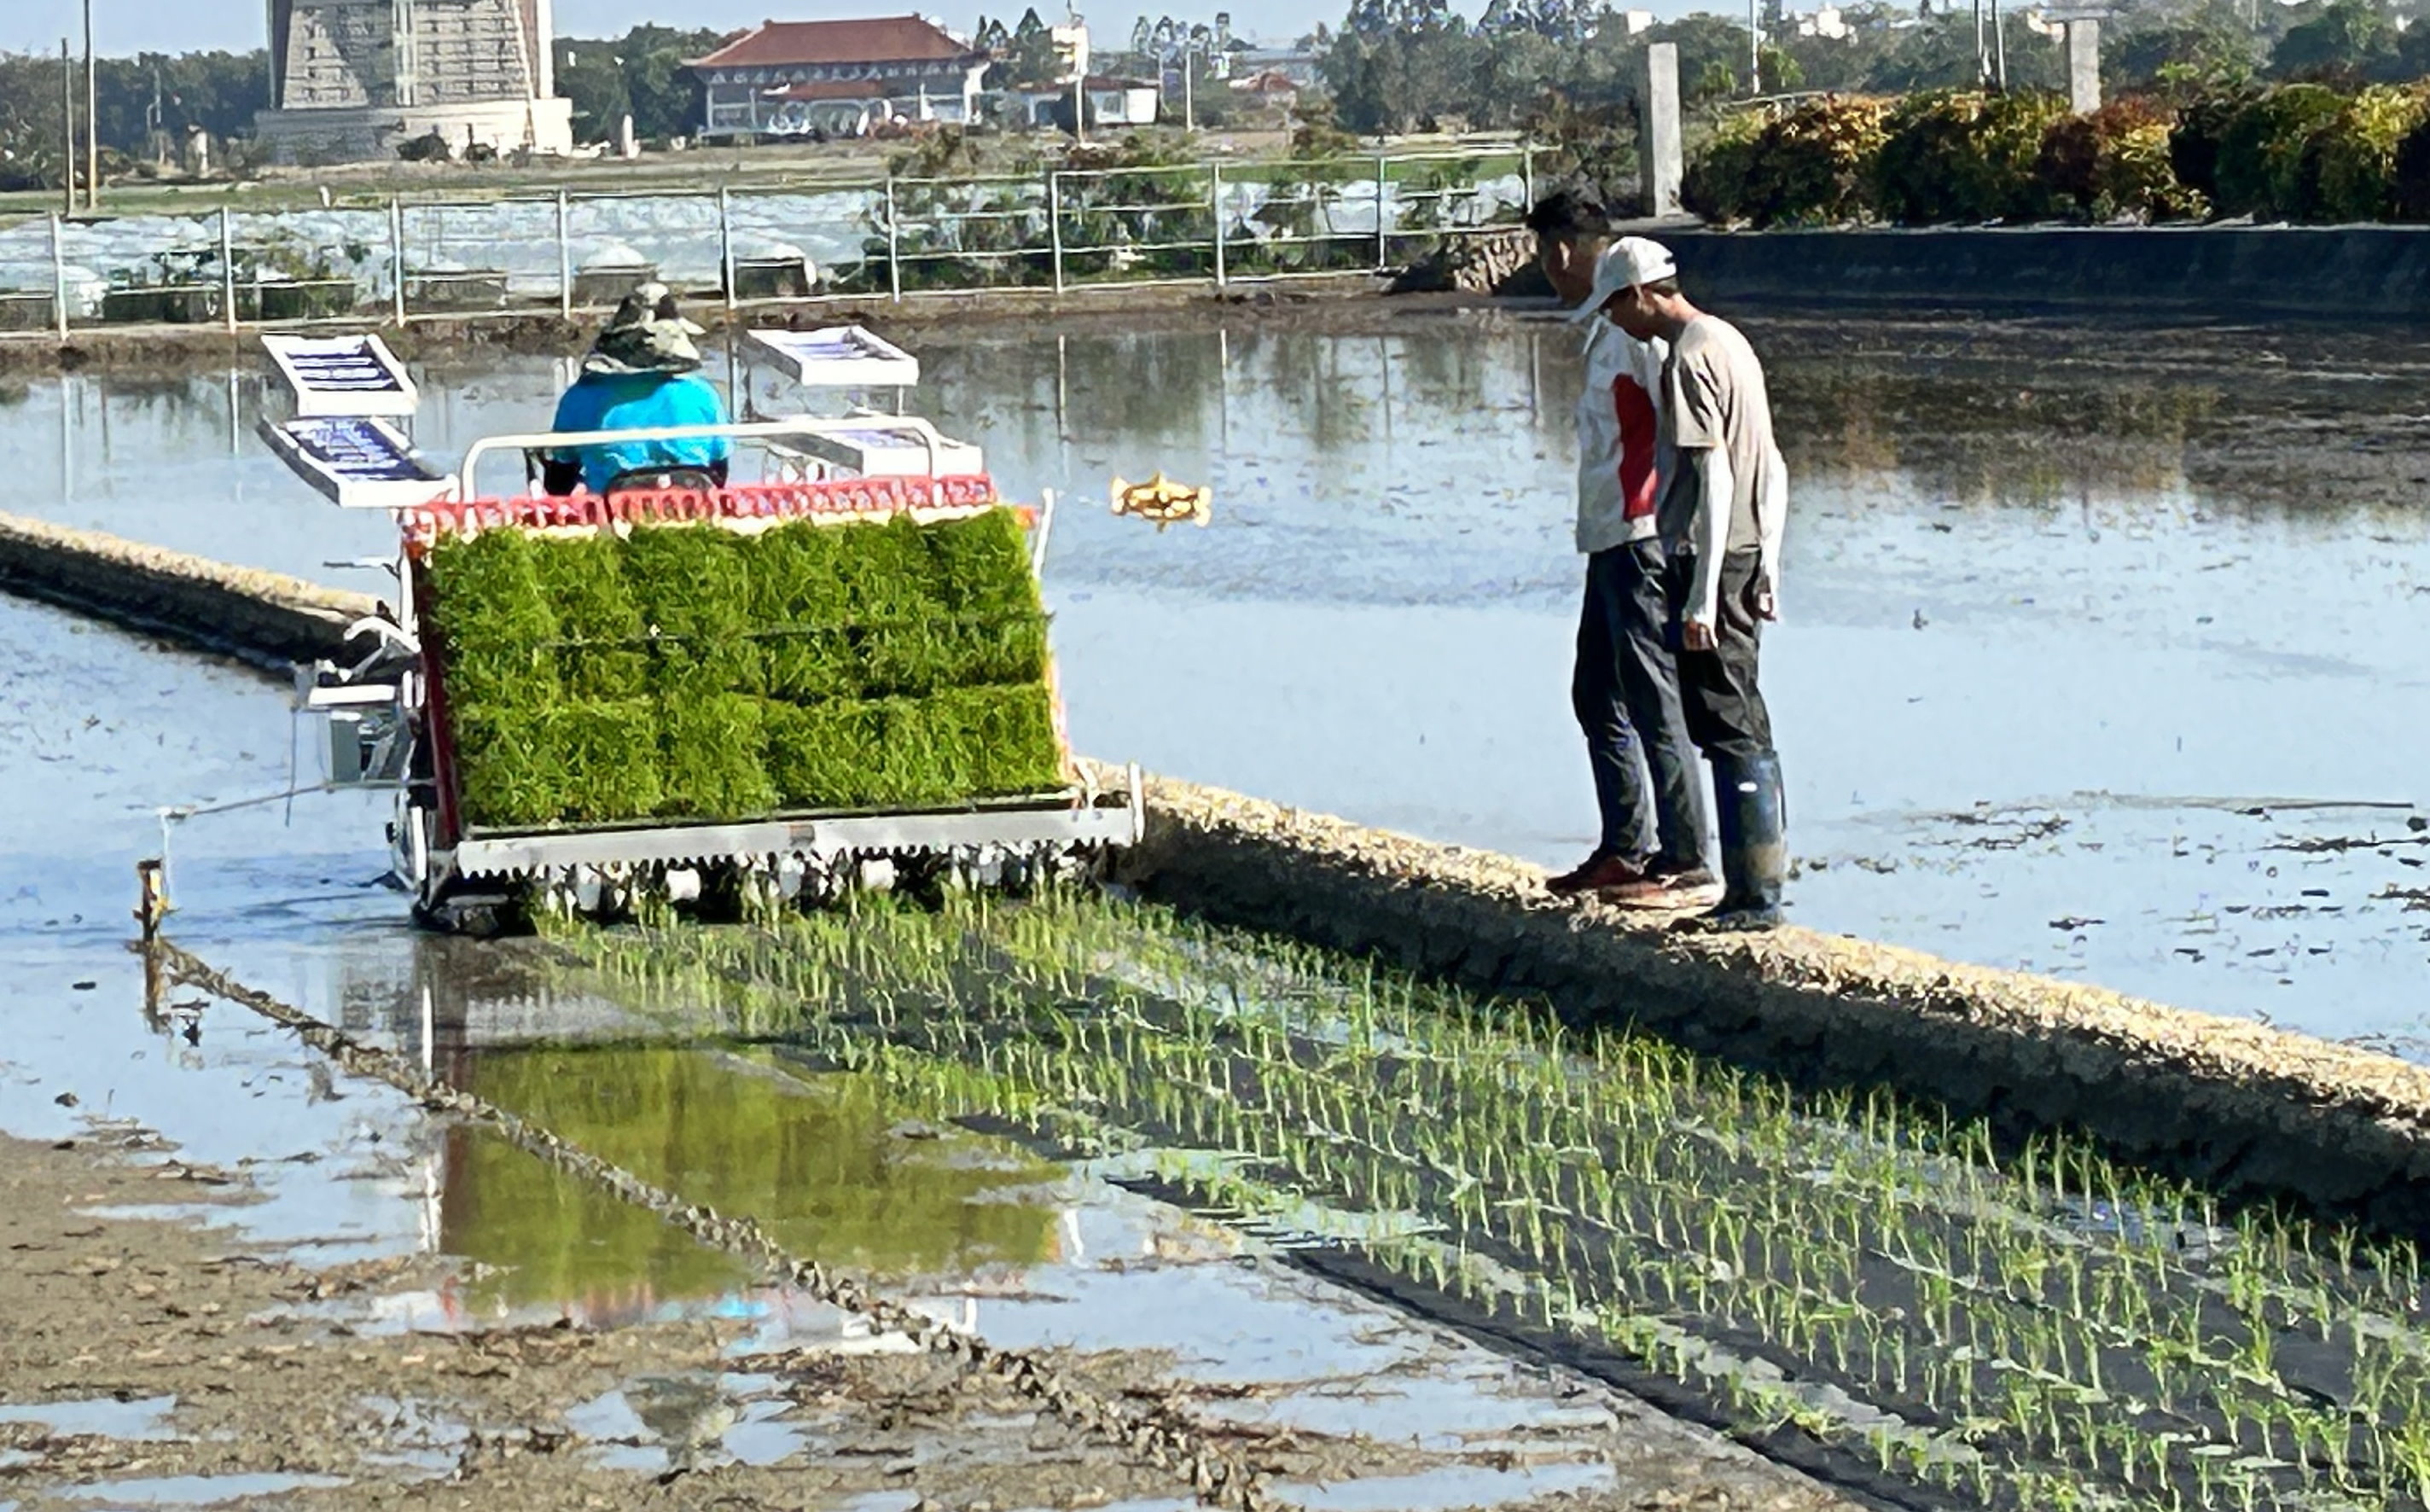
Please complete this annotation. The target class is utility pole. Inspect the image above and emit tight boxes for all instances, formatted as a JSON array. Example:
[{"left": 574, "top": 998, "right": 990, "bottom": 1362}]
[
  {"left": 60, "top": 40, "right": 75, "bottom": 218},
  {"left": 1974, "top": 0, "right": 1987, "bottom": 85},
  {"left": 1748, "top": 0, "right": 1761, "bottom": 94},
  {"left": 1183, "top": 47, "right": 1195, "bottom": 131},
  {"left": 84, "top": 0, "right": 98, "bottom": 211},
  {"left": 1991, "top": 0, "right": 2007, "bottom": 89}
]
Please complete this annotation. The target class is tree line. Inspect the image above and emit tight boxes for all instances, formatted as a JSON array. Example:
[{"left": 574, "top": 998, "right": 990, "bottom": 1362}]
[
  {"left": 15, "top": 0, "right": 2417, "bottom": 193},
  {"left": 0, "top": 49, "right": 266, "bottom": 190},
  {"left": 1316, "top": 0, "right": 2430, "bottom": 137}
]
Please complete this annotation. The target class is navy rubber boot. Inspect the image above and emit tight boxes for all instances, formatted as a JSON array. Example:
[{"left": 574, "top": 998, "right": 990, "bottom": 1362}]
[{"left": 1683, "top": 753, "right": 1786, "bottom": 933}]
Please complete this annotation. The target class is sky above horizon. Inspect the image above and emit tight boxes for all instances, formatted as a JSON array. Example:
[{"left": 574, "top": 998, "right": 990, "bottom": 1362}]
[{"left": 0, "top": 0, "right": 1709, "bottom": 58}]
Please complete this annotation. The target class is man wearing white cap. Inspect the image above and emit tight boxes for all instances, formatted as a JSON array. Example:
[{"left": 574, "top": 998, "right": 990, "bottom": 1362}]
[
  {"left": 1575, "top": 236, "right": 1788, "bottom": 931},
  {"left": 1526, "top": 194, "right": 1715, "bottom": 906}
]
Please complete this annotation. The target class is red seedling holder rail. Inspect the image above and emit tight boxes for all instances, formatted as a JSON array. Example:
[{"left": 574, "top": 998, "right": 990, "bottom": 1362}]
[{"left": 403, "top": 474, "right": 1021, "bottom": 549}]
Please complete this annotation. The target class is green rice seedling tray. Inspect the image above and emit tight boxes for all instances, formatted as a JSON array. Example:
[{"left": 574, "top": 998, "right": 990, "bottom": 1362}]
[{"left": 425, "top": 507, "right": 1064, "bottom": 830}]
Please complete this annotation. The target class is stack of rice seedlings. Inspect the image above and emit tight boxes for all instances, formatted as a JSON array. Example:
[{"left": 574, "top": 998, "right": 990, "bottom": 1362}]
[
  {"left": 425, "top": 529, "right": 567, "bottom": 828},
  {"left": 428, "top": 505, "right": 1061, "bottom": 829},
  {"left": 760, "top": 509, "right": 1058, "bottom": 806},
  {"left": 927, "top": 505, "right": 1038, "bottom": 616},
  {"left": 543, "top": 699, "right": 666, "bottom": 822},
  {"left": 532, "top": 531, "right": 649, "bottom": 700},
  {"left": 858, "top": 614, "right": 1050, "bottom": 698},
  {"left": 933, "top": 683, "right": 1062, "bottom": 795},
  {"left": 764, "top": 691, "right": 1057, "bottom": 811},
  {"left": 520, "top": 533, "right": 667, "bottom": 823},
  {"left": 624, "top": 524, "right": 759, "bottom": 695},
  {"left": 762, "top": 677, "right": 1058, "bottom": 808},
  {"left": 749, "top": 520, "right": 857, "bottom": 702},
  {"left": 660, "top": 692, "right": 777, "bottom": 819},
  {"left": 834, "top": 512, "right": 948, "bottom": 624},
  {"left": 452, "top": 695, "right": 561, "bottom": 829},
  {"left": 762, "top": 698, "right": 888, "bottom": 810}
]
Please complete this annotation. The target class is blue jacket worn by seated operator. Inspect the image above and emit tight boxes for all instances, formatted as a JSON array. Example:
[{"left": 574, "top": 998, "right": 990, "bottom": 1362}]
[
  {"left": 543, "top": 281, "right": 733, "bottom": 495},
  {"left": 549, "top": 370, "right": 731, "bottom": 494}
]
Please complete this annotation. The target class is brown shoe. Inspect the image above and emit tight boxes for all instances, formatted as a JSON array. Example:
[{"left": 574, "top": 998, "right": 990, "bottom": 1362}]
[
  {"left": 1546, "top": 852, "right": 1648, "bottom": 896},
  {"left": 1602, "top": 863, "right": 1723, "bottom": 910}
]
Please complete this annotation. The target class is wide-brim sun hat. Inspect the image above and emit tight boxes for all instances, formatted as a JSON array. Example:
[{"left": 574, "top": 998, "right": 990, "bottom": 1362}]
[{"left": 583, "top": 280, "right": 705, "bottom": 375}]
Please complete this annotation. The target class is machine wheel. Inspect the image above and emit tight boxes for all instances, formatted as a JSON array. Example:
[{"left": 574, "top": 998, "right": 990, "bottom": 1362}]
[{"left": 413, "top": 889, "right": 523, "bottom": 938}]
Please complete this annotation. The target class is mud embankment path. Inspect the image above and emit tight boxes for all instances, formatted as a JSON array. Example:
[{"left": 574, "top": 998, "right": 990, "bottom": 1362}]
[
  {"left": 11, "top": 510, "right": 2430, "bottom": 1242},
  {"left": 0, "top": 284, "right": 1467, "bottom": 379}
]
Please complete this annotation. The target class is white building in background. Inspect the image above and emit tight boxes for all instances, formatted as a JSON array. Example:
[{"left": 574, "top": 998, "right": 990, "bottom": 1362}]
[
  {"left": 689, "top": 16, "right": 991, "bottom": 140},
  {"left": 253, "top": 0, "right": 575, "bottom": 163},
  {"left": 1794, "top": 4, "right": 1851, "bottom": 38},
  {"left": 1009, "top": 75, "right": 1161, "bottom": 127}
]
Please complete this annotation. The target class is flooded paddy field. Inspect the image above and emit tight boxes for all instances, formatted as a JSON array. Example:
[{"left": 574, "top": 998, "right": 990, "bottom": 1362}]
[
  {"left": 8, "top": 300, "right": 2430, "bottom": 1509},
  {"left": 0, "top": 595, "right": 1844, "bottom": 1508},
  {"left": 542, "top": 891, "right": 2430, "bottom": 1512},
  {"left": 16, "top": 574, "right": 2430, "bottom": 1511},
  {"left": 7, "top": 306, "right": 2430, "bottom": 1044}
]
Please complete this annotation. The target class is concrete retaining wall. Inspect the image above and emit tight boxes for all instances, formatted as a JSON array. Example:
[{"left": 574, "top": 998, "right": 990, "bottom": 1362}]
[
  {"left": 0, "top": 511, "right": 377, "bottom": 669},
  {"left": 1666, "top": 224, "right": 2430, "bottom": 320},
  {"left": 14, "top": 516, "right": 2430, "bottom": 1233}
]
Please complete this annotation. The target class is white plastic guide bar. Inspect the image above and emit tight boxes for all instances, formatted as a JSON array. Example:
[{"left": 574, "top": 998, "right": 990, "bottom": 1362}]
[{"left": 1032, "top": 489, "right": 1058, "bottom": 579}]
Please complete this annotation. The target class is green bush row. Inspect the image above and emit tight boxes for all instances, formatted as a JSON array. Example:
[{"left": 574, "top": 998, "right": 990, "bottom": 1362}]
[
  {"left": 1686, "top": 82, "right": 2430, "bottom": 227},
  {"left": 425, "top": 509, "right": 1066, "bottom": 829}
]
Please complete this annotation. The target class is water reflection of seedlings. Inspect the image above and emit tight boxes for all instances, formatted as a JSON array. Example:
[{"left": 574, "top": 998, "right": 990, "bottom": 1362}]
[
  {"left": 553, "top": 892, "right": 2430, "bottom": 1512},
  {"left": 447, "top": 1046, "right": 1061, "bottom": 1311}
]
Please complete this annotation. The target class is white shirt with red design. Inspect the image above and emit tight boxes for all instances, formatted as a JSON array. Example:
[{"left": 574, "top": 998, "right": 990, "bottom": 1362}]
[{"left": 1574, "top": 322, "right": 1669, "bottom": 555}]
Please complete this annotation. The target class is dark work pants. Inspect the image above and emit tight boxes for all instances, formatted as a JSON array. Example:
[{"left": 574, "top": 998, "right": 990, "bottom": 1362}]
[
  {"left": 1666, "top": 547, "right": 1775, "bottom": 766},
  {"left": 1572, "top": 538, "right": 1707, "bottom": 867}
]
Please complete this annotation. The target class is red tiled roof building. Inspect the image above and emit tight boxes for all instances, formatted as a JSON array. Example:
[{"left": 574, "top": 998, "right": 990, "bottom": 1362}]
[{"left": 689, "top": 16, "right": 991, "bottom": 139}]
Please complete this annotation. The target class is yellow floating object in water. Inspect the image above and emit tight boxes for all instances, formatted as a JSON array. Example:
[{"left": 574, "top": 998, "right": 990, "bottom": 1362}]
[{"left": 1109, "top": 471, "right": 1212, "bottom": 530}]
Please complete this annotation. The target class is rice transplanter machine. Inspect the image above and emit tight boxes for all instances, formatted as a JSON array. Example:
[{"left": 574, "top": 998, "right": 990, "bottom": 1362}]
[{"left": 254, "top": 328, "right": 1142, "bottom": 933}]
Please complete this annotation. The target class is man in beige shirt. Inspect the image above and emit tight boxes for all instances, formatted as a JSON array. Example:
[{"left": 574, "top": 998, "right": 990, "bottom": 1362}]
[{"left": 1578, "top": 238, "right": 1788, "bottom": 930}]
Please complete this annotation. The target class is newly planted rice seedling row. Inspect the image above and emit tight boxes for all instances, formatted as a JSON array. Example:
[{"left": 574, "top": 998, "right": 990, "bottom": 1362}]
[{"left": 547, "top": 894, "right": 2430, "bottom": 1510}]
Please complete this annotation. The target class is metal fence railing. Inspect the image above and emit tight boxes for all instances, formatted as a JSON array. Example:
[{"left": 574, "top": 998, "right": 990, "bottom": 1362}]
[{"left": 0, "top": 143, "right": 1535, "bottom": 338}]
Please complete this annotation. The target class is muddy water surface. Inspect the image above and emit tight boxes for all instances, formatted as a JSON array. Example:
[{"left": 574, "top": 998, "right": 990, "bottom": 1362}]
[{"left": 5, "top": 310, "right": 2428, "bottom": 1045}]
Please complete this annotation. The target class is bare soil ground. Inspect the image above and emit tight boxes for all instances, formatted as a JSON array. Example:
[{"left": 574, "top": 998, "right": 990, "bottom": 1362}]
[{"left": 0, "top": 1123, "right": 1854, "bottom": 1511}]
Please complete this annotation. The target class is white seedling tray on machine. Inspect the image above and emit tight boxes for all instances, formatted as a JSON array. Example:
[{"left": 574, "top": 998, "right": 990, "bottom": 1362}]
[
  {"left": 256, "top": 332, "right": 452, "bottom": 509},
  {"left": 793, "top": 422, "right": 984, "bottom": 479},
  {"left": 260, "top": 333, "right": 419, "bottom": 418},
  {"left": 746, "top": 326, "right": 921, "bottom": 390},
  {"left": 259, "top": 416, "right": 456, "bottom": 510}
]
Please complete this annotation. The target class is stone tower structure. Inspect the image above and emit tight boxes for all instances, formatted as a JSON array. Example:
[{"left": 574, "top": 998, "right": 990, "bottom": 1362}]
[{"left": 255, "top": 0, "right": 575, "bottom": 162}]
